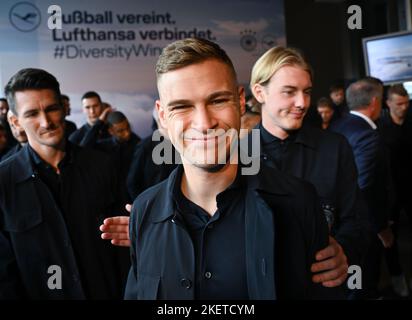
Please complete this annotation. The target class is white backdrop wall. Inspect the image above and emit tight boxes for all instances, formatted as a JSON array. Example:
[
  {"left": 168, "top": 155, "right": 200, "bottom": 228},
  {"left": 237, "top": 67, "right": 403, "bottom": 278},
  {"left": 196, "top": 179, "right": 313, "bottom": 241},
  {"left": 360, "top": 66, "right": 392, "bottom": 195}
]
[{"left": 0, "top": 0, "right": 285, "bottom": 137}]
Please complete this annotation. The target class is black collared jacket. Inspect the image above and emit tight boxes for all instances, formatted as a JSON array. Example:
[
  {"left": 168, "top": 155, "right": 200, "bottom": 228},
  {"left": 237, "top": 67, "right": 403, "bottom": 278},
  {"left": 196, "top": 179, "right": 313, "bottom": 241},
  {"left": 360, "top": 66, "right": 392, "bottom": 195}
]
[
  {"left": 127, "top": 136, "right": 178, "bottom": 199},
  {"left": 125, "top": 164, "right": 344, "bottom": 300},
  {"left": 0, "top": 144, "right": 128, "bottom": 299},
  {"left": 255, "top": 123, "right": 368, "bottom": 266},
  {"left": 0, "top": 143, "right": 23, "bottom": 162}
]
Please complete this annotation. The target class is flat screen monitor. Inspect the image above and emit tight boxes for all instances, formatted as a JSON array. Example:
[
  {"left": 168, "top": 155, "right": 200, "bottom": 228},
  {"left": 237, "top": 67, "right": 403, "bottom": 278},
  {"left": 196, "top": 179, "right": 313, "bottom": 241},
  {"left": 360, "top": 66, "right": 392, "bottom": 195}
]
[
  {"left": 403, "top": 81, "right": 412, "bottom": 99},
  {"left": 363, "top": 30, "right": 412, "bottom": 85}
]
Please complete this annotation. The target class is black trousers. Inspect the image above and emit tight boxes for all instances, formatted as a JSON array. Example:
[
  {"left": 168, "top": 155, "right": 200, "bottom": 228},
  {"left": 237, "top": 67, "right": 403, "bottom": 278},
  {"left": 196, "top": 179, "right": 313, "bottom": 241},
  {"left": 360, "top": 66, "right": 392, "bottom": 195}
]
[
  {"left": 384, "top": 202, "right": 412, "bottom": 276},
  {"left": 348, "top": 232, "right": 383, "bottom": 300}
]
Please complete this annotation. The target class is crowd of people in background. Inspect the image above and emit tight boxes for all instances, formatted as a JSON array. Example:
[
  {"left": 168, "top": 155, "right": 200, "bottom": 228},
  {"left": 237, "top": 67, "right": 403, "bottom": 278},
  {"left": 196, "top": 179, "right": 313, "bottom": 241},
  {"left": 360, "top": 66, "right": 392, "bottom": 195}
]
[{"left": 0, "top": 37, "right": 411, "bottom": 300}]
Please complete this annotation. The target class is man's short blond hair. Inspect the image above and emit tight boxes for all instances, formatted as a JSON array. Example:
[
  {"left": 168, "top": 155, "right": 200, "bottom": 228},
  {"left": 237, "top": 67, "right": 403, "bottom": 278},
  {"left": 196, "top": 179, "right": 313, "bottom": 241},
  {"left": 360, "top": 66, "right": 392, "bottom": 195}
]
[
  {"left": 250, "top": 46, "right": 312, "bottom": 89},
  {"left": 156, "top": 38, "right": 237, "bottom": 82}
]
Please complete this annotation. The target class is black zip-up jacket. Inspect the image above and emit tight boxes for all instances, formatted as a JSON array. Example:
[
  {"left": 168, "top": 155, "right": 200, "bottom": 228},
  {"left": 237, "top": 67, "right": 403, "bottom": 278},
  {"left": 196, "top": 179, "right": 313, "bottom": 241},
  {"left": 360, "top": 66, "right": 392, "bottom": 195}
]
[
  {"left": 125, "top": 164, "right": 344, "bottom": 300},
  {"left": 254, "top": 123, "right": 368, "bottom": 266},
  {"left": 0, "top": 144, "right": 129, "bottom": 299}
]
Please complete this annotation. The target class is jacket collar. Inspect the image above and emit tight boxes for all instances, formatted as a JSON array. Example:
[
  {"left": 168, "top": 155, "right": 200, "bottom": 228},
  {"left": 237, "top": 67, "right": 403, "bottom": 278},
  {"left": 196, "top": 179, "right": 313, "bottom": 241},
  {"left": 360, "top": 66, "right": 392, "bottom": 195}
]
[
  {"left": 350, "top": 110, "right": 377, "bottom": 130},
  {"left": 13, "top": 142, "right": 76, "bottom": 184},
  {"left": 245, "top": 161, "right": 294, "bottom": 196},
  {"left": 294, "top": 123, "right": 319, "bottom": 149},
  {"left": 259, "top": 122, "right": 298, "bottom": 145},
  {"left": 149, "top": 165, "right": 182, "bottom": 223},
  {"left": 255, "top": 122, "right": 318, "bottom": 152},
  {"left": 149, "top": 158, "right": 293, "bottom": 224},
  {"left": 12, "top": 144, "right": 37, "bottom": 183}
]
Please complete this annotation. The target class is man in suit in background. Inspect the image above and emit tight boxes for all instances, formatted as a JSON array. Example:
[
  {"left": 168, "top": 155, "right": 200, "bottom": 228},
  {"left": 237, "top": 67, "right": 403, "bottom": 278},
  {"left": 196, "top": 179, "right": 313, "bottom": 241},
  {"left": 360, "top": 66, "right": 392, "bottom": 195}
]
[{"left": 330, "top": 77, "right": 393, "bottom": 299}]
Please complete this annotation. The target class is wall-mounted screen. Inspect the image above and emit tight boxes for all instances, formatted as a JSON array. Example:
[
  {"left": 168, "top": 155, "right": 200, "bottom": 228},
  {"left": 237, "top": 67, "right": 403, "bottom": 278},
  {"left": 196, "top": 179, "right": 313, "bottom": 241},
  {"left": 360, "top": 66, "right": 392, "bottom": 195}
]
[{"left": 363, "top": 30, "right": 412, "bottom": 85}]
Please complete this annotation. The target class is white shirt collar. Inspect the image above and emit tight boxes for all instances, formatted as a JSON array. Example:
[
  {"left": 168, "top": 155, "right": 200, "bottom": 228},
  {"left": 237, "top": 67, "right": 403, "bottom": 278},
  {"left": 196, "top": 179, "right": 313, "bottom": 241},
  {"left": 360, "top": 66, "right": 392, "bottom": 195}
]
[{"left": 350, "top": 111, "right": 377, "bottom": 130}]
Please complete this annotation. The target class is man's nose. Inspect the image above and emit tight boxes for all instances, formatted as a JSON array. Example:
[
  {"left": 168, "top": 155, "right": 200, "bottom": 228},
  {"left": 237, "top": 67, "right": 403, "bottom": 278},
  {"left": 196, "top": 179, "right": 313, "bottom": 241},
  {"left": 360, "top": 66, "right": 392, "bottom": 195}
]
[
  {"left": 192, "top": 106, "right": 218, "bottom": 132},
  {"left": 39, "top": 112, "right": 52, "bottom": 128},
  {"left": 295, "top": 92, "right": 309, "bottom": 108}
]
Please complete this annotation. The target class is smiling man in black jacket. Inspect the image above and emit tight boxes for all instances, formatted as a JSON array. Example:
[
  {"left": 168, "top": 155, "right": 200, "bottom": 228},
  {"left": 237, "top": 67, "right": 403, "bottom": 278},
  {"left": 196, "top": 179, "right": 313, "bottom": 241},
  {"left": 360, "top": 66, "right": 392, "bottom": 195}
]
[
  {"left": 123, "top": 38, "right": 345, "bottom": 300},
  {"left": 0, "top": 68, "right": 128, "bottom": 299},
  {"left": 249, "top": 47, "right": 367, "bottom": 287}
]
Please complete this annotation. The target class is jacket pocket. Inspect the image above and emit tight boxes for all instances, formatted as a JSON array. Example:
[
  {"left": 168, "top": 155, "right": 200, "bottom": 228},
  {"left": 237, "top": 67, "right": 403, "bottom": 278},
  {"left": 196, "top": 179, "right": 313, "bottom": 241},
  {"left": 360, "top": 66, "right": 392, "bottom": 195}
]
[
  {"left": 136, "top": 272, "right": 160, "bottom": 300},
  {"left": 2, "top": 209, "right": 42, "bottom": 233},
  {"left": 2, "top": 181, "right": 43, "bottom": 232}
]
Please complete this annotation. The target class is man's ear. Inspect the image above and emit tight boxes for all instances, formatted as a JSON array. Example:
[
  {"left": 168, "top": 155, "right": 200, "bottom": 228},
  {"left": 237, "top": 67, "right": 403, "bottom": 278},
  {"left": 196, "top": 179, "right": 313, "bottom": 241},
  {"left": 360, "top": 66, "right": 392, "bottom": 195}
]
[
  {"left": 81, "top": 100, "right": 87, "bottom": 114},
  {"left": 251, "top": 83, "right": 265, "bottom": 104},
  {"left": 370, "top": 96, "right": 382, "bottom": 117},
  {"left": 9, "top": 114, "right": 21, "bottom": 130},
  {"left": 155, "top": 100, "right": 168, "bottom": 130},
  {"left": 238, "top": 86, "right": 246, "bottom": 116},
  {"left": 371, "top": 96, "right": 380, "bottom": 109}
]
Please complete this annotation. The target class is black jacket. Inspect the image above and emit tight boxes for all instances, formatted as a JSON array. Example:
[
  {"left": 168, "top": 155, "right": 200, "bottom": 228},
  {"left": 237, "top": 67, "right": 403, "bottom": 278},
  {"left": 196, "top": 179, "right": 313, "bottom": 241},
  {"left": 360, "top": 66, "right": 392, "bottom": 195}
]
[
  {"left": 69, "top": 120, "right": 110, "bottom": 146},
  {"left": 125, "top": 165, "right": 344, "bottom": 300},
  {"left": 0, "top": 143, "right": 23, "bottom": 162},
  {"left": 254, "top": 123, "right": 367, "bottom": 266},
  {"left": 0, "top": 144, "right": 128, "bottom": 299},
  {"left": 127, "top": 135, "right": 178, "bottom": 200},
  {"left": 64, "top": 120, "right": 77, "bottom": 139},
  {"left": 377, "top": 109, "right": 412, "bottom": 201},
  {"left": 95, "top": 135, "right": 141, "bottom": 184},
  {"left": 80, "top": 132, "right": 141, "bottom": 203}
]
